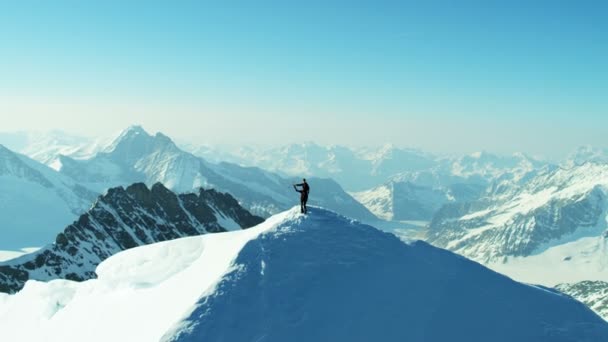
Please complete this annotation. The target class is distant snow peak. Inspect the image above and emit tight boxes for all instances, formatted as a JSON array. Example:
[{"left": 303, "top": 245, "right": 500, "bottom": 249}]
[
  {"left": 427, "top": 161, "right": 608, "bottom": 301},
  {"left": 470, "top": 151, "right": 485, "bottom": 159},
  {"left": 53, "top": 127, "right": 375, "bottom": 221}
]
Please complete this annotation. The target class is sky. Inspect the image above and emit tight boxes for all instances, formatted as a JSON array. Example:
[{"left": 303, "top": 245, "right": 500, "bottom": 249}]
[{"left": 0, "top": 1, "right": 606, "bottom": 157}]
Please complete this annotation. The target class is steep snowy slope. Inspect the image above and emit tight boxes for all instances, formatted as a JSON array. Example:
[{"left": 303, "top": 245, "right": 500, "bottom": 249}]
[
  {"left": 1, "top": 207, "right": 606, "bottom": 342},
  {"left": 0, "top": 145, "right": 97, "bottom": 249},
  {"left": 353, "top": 180, "right": 485, "bottom": 221},
  {"left": 57, "top": 126, "right": 374, "bottom": 220},
  {"left": 0, "top": 248, "right": 40, "bottom": 262},
  {"left": 557, "top": 281, "right": 608, "bottom": 321},
  {"left": 0, "top": 182, "right": 263, "bottom": 293},
  {"left": 351, "top": 151, "right": 544, "bottom": 222},
  {"left": 429, "top": 163, "right": 608, "bottom": 263}
]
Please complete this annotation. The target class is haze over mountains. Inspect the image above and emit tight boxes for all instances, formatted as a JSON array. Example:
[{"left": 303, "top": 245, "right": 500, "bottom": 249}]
[
  {"left": 0, "top": 126, "right": 375, "bottom": 248},
  {"left": 3, "top": 126, "right": 608, "bottom": 320}
]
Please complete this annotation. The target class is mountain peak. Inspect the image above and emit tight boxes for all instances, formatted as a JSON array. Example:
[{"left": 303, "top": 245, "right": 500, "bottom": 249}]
[
  {"left": 0, "top": 182, "right": 264, "bottom": 293},
  {"left": 123, "top": 124, "right": 147, "bottom": 135},
  {"left": 106, "top": 125, "right": 153, "bottom": 152},
  {"left": 166, "top": 207, "right": 608, "bottom": 341},
  {"left": 2, "top": 206, "right": 607, "bottom": 340},
  {"left": 103, "top": 126, "right": 180, "bottom": 163},
  {"left": 469, "top": 150, "right": 491, "bottom": 159}
]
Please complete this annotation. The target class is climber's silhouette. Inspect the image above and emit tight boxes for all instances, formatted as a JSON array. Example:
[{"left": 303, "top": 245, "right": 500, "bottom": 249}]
[{"left": 293, "top": 179, "right": 310, "bottom": 214}]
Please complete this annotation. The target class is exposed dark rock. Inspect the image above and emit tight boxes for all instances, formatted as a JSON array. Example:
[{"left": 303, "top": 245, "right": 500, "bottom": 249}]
[{"left": 0, "top": 182, "right": 263, "bottom": 294}]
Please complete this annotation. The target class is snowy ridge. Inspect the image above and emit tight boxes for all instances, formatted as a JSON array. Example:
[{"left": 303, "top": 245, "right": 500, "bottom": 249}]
[
  {"left": 55, "top": 126, "right": 375, "bottom": 220},
  {"left": 349, "top": 151, "right": 542, "bottom": 221},
  {"left": 0, "top": 182, "right": 263, "bottom": 293},
  {"left": 557, "top": 281, "right": 608, "bottom": 321},
  {"left": 1, "top": 207, "right": 606, "bottom": 341},
  {"left": 352, "top": 178, "right": 486, "bottom": 221},
  {"left": 351, "top": 184, "right": 394, "bottom": 220},
  {"left": 0, "top": 209, "right": 295, "bottom": 342},
  {"left": 429, "top": 163, "right": 608, "bottom": 263},
  {"left": 0, "top": 145, "right": 97, "bottom": 249}
]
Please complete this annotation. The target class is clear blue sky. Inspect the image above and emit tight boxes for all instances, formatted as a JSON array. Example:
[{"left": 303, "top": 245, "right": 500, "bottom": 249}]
[{"left": 0, "top": 1, "right": 606, "bottom": 157}]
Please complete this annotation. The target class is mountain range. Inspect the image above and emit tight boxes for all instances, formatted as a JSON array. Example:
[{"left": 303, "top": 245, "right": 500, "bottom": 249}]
[
  {"left": 0, "top": 127, "right": 375, "bottom": 251},
  {"left": 4, "top": 126, "right": 608, "bottom": 320},
  {"left": 54, "top": 126, "right": 374, "bottom": 221},
  {"left": 0, "top": 182, "right": 262, "bottom": 293},
  {"left": 1, "top": 207, "right": 606, "bottom": 342}
]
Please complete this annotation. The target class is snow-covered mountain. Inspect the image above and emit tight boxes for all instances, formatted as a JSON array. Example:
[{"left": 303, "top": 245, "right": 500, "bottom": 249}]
[
  {"left": 0, "top": 182, "right": 263, "bottom": 294},
  {"left": 185, "top": 142, "right": 438, "bottom": 191},
  {"left": 187, "top": 142, "right": 546, "bottom": 222},
  {"left": 55, "top": 126, "right": 375, "bottom": 221},
  {"left": 352, "top": 180, "right": 486, "bottom": 221},
  {"left": 352, "top": 151, "right": 541, "bottom": 221},
  {"left": 427, "top": 163, "right": 608, "bottom": 286},
  {"left": 565, "top": 146, "right": 608, "bottom": 167},
  {"left": 0, "top": 207, "right": 606, "bottom": 341},
  {"left": 557, "top": 281, "right": 608, "bottom": 321},
  {"left": 0, "top": 130, "right": 108, "bottom": 169},
  {"left": 0, "top": 145, "right": 97, "bottom": 249}
]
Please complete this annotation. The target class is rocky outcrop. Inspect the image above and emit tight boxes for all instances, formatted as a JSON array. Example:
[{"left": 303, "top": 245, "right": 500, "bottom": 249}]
[{"left": 0, "top": 182, "right": 263, "bottom": 293}]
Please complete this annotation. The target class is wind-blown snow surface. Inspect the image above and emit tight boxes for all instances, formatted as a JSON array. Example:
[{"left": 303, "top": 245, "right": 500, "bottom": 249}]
[
  {"left": 1, "top": 207, "right": 607, "bottom": 342},
  {"left": 0, "top": 209, "right": 289, "bottom": 342}
]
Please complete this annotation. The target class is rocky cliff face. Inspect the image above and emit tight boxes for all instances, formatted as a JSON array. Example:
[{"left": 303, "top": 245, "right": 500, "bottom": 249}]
[
  {"left": 557, "top": 281, "right": 608, "bottom": 321},
  {"left": 0, "top": 182, "right": 263, "bottom": 293},
  {"left": 427, "top": 164, "right": 608, "bottom": 263}
]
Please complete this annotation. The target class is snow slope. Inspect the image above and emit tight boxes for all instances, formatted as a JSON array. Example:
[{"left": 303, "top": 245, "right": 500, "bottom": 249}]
[
  {"left": 428, "top": 163, "right": 608, "bottom": 263},
  {"left": 425, "top": 162, "right": 608, "bottom": 321},
  {"left": 57, "top": 126, "right": 375, "bottom": 220},
  {"left": 0, "top": 248, "right": 39, "bottom": 262},
  {"left": 0, "top": 182, "right": 263, "bottom": 293},
  {"left": 0, "top": 209, "right": 292, "bottom": 342},
  {"left": 350, "top": 151, "right": 542, "bottom": 221},
  {"left": 487, "top": 235, "right": 608, "bottom": 287},
  {"left": 557, "top": 281, "right": 608, "bottom": 321},
  {"left": 1, "top": 207, "right": 606, "bottom": 342},
  {"left": 0, "top": 145, "right": 97, "bottom": 249},
  {"left": 352, "top": 179, "right": 485, "bottom": 221}
]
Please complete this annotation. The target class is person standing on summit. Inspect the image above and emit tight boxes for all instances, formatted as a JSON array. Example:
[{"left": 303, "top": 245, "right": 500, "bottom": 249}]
[{"left": 293, "top": 179, "right": 310, "bottom": 214}]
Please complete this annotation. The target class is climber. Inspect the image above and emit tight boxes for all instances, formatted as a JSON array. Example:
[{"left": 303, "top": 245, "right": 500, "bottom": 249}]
[{"left": 293, "top": 178, "right": 310, "bottom": 214}]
